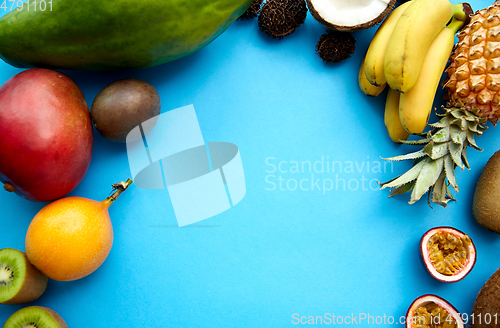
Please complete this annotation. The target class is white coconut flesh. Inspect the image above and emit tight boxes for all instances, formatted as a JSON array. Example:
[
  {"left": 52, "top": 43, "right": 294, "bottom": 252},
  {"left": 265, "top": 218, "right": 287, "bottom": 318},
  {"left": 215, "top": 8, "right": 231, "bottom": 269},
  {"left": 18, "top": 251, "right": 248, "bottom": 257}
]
[
  {"left": 307, "top": 0, "right": 393, "bottom": 30},
  {"left": 420, "top": 227, "right": 476, "bottom": 283}
]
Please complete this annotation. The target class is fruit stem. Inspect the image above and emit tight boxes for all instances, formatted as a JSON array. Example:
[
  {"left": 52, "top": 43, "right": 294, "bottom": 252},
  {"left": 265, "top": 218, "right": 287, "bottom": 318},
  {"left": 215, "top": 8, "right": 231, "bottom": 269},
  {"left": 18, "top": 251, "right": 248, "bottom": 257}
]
[
  {"left": 103, "top": 178, "right": 133, "bottom": 206},
  {"left": 452, "top": 3, "right": 473, "bottom": 24},
  {"left": 447, "top": 17, "right": 465, "bottom": 34}
]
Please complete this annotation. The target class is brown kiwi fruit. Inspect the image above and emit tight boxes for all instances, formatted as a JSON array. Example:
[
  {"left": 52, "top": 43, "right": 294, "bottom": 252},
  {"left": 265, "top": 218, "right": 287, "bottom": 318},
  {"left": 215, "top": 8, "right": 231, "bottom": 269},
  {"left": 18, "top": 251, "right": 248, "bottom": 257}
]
[
  {"left": 472, "top": 150, "right": 500, "bottom": 234},
  {"left": 0, "top": 248, "right": 48, "bottom": 305},
  {"left": 90, "top": 78, "right": 161, "bottom": 143},
  {"left": 471, "top": 267, "right": 500, "bottom": 328},
  {"left": 3, "top": 306, "right": 68, "bottom": 328}
]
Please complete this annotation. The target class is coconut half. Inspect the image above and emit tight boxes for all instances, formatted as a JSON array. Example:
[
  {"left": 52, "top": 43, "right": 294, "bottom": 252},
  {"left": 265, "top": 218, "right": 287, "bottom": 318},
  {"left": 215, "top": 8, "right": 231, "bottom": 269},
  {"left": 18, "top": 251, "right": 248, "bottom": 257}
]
[{"left": 306, "top": 0, "right": 396, "bottom": 32}]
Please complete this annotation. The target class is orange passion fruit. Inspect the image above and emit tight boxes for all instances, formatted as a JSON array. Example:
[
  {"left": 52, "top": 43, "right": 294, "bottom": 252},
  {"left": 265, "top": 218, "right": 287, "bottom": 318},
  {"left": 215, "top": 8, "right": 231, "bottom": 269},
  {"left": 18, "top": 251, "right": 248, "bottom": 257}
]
[{"left": 25, "top": 179, "right": 132, "bottom": 281}]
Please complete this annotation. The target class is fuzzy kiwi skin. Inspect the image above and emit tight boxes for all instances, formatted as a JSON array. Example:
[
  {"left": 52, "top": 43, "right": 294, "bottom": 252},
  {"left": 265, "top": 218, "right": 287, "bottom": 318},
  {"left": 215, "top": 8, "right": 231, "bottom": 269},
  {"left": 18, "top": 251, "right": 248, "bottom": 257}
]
[
  {"left": 90, "top": 78, "right": 161, "bottom": 143},
  {"left": 37, "top": 306, "right": 68, "bottom": 328},
  {"left": 0, "top": 248, "right": 48, "bottom": 305},
  {"left": 3, "top": 306, "right": 68, "bottom": 328},
  {"left": 472, "top": 151, "right": 500, "bottom": 234},
  {"left": 471, "top": 267, "right": 500, "bottom": 328}
]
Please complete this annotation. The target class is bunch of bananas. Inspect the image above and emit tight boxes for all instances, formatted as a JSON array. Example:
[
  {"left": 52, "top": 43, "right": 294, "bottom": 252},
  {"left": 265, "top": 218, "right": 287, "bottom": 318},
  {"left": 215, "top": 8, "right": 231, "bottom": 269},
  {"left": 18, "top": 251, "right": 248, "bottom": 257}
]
[{"left": 358, "top": 0, "right": 472, "bottom": 143}]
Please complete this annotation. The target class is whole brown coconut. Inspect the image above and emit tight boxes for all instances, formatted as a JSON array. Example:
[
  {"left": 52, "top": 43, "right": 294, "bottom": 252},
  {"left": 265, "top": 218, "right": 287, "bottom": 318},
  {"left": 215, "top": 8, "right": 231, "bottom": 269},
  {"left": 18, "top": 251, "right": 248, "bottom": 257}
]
[
  {"left": 471, "top": 267, "right": 500, "bottom": 328},
  {"left": 472, "top": 150, "right": 500, "bottom": 234}
]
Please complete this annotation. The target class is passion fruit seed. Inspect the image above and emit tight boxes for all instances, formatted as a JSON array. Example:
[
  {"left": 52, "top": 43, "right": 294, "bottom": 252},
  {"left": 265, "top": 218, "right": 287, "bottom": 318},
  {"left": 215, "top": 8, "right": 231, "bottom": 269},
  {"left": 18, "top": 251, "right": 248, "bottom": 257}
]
[
  {"left": 427, "top": 232, "right": 470, "bottom": 276},
  {"left": 414, "top": 303, "right": 457, "bottom": 327},
  {"left": 462, "top": 235, "right": 471, "bottom": 246}
]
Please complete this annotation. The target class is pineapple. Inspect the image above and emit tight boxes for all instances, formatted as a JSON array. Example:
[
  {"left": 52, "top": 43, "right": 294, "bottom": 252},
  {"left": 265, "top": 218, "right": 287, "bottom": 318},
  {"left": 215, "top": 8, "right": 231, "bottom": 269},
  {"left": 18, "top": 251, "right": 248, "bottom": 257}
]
[
  {"left": 380, "top": 1, "right": 500, "bottom": 207},
  {"left": 444, "top": 0, "right": 500, "bottom": 124}
]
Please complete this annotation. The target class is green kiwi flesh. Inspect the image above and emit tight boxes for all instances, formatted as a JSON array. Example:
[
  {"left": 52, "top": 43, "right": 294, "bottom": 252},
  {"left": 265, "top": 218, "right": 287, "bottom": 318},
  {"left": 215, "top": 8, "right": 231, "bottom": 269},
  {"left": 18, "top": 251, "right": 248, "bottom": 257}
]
[
  {"left": 473, "top": 150, "right": 500, "bottom": 234},
  {"left": 471, "top": 267, "right": 500, "bottom": 328},
  {"left": 3, "top": 306, "right": 68, "bottom": 328},
  {"left": 0, "top": 248, "right": 47, "bottom": 304}
]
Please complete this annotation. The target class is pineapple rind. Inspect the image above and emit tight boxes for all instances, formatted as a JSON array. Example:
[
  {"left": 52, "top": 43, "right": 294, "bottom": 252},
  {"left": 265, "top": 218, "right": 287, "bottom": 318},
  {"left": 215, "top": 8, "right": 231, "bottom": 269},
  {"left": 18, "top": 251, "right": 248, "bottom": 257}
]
[{"left": 444, "top": 2, "right": 500, "bottom": 124}]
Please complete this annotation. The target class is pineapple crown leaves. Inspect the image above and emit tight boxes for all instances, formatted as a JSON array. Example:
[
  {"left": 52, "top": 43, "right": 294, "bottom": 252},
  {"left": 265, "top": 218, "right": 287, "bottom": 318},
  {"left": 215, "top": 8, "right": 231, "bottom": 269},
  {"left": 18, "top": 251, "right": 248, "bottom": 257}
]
[{"left": 379, "top": 106, "right": 487, "bottom": 207}]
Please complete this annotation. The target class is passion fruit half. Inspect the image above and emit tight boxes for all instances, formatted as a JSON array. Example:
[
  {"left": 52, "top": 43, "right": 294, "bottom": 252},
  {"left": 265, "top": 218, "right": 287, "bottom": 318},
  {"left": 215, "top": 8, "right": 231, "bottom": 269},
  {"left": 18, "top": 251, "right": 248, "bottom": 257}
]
[
  {"left": 420, "top": 227, "right": 476, "bottom": 283},
  {"left": 406, "top": 294, "right": 464, "bottom": 328}
]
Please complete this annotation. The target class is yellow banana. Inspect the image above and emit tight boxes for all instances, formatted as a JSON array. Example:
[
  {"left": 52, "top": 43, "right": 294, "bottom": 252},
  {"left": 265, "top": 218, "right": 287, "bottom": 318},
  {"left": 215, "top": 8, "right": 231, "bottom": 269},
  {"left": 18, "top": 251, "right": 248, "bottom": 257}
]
[
  {"left": 359, "top": 60, "right": 386, "bottom": 97},
  {"left": 399, "top": 17, "right": 464, "bottom": 134},
  {"left": 385, "top": 88, "right": 410, "bottom": 143},
  {"left": 364, "top": 1, "right": 413, "bottom": 87},
  {"left": 384, "top": 0, "right": 455, "bottom": 93}
]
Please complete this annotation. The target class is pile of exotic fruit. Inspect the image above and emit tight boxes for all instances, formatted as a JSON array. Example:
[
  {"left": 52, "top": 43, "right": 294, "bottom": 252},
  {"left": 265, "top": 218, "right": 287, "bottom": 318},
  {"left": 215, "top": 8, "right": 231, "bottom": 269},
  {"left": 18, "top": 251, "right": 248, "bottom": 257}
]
[{"left": 2, "top": 0, "right": 500, "bottom": 327}]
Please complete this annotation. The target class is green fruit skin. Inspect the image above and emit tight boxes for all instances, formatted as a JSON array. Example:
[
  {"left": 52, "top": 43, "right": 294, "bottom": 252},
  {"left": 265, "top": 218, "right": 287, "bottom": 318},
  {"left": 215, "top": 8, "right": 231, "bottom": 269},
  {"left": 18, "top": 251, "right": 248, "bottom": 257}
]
[
  {"left": 3, "top": 306, "right": 67, "bottom": 328},
  {"left": 472, "top": 150, "right": 500, "bottom": 234},
  {"left": 0, "top": 0, "right": 252, "bottom": 70},
  {"left": 0, "top": 249, "right": 48, "bottom": 305}
]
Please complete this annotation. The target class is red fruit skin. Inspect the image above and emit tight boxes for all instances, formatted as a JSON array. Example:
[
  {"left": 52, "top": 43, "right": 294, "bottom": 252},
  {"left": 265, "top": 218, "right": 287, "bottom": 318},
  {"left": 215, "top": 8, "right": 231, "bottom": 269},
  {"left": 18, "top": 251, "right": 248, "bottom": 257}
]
[{"left": 0, "top": 68, "right": 93, "bottom": 202}]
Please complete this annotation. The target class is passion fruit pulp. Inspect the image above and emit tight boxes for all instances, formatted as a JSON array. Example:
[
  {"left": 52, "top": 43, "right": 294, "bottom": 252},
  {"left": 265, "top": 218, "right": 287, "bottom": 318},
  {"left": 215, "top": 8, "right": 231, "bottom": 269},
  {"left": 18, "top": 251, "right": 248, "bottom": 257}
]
[
  {"left": 420, "top": 227, "right": 476, "bottom": 283},
  {"left": 406, "top": 294, "right": 464, "bottom": 328}
]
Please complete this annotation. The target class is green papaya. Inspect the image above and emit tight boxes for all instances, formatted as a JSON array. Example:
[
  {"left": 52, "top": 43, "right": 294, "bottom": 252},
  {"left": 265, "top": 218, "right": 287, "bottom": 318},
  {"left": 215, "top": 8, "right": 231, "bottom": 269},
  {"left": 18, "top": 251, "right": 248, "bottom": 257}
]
[{"left": 0, "top": 0, "right": 252, "bottom": 70}]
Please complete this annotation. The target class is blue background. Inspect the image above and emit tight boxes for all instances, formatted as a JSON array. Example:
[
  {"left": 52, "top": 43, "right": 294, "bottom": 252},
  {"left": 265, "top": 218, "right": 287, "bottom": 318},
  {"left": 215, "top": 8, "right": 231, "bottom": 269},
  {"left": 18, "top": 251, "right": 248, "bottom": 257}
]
[{"left": 1, "top": 0, "right": 499, "bottom": 326}]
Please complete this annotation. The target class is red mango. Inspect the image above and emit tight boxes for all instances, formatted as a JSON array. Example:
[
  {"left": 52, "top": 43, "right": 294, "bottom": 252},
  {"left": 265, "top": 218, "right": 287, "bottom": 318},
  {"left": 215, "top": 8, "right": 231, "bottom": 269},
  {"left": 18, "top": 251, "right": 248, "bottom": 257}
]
[{"left": 0, "top": 68, "right": 93, "bottom": 202}]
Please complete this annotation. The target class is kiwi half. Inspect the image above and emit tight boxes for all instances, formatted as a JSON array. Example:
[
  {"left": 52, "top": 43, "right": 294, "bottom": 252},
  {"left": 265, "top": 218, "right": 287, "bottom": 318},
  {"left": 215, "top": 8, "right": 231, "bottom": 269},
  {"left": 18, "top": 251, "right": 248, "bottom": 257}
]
[
  {"left": 3, "top": 306, "right": 68, "bottom": 328},
  {"left": 0, "top": 248, "right": 48, "bottom": 305}
]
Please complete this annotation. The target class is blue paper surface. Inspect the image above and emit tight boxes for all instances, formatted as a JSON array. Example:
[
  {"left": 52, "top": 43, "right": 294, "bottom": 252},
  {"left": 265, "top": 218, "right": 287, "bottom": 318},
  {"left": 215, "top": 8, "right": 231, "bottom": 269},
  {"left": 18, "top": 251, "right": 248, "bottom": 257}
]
[{"left": 1, "top": 0, "right": 500, "bottom": 326}]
